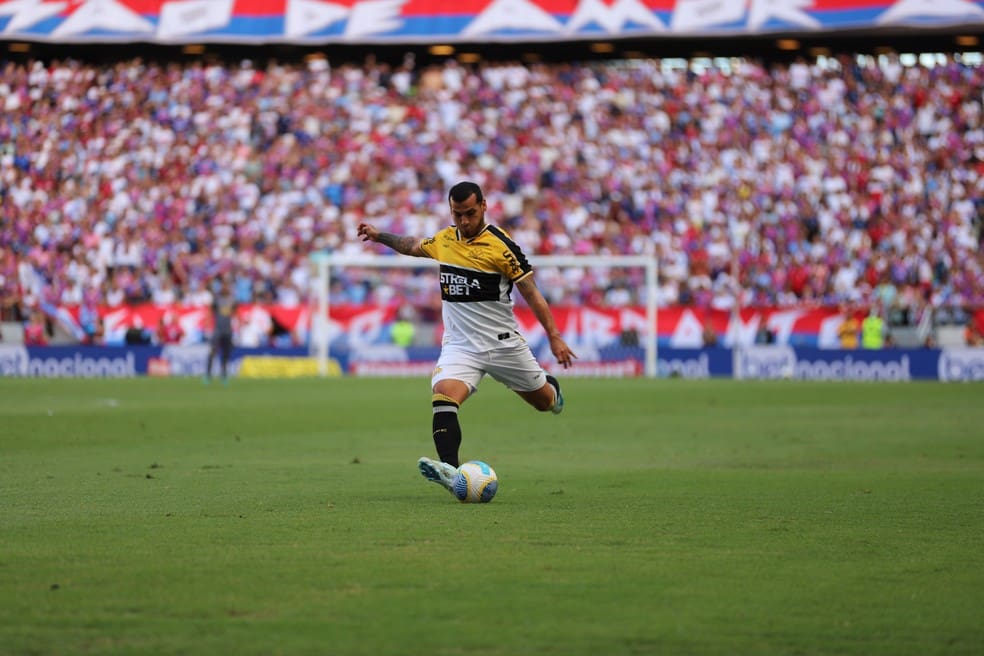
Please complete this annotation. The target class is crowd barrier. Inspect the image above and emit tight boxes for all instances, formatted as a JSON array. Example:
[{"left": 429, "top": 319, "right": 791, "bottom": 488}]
[{"left": 2, "top": 344, "right": 983, "bottom": 382}]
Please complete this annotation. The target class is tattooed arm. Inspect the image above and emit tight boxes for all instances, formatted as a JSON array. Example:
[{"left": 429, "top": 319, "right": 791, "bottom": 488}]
[
  {"left": 358, "top": 223, "right": 426, "bottom": 257},
  {"left": 516, "top": 275, "right": 577, "bottom": 369}
]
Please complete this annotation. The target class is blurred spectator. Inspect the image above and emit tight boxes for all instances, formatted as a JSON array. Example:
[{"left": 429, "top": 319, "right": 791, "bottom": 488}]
[
  {"left": 78, "top": 298, "right": 101, "bottom": 345},
  {"left": 156, "top": 312, "right": 185, "bottom": 345},
  {"left": 22, "top": 310, "right": 49, "bottom": 346},
  {"left": 205, "top": 278, "right": 237, "bottom": 383},
  {"left": 390, "top": 307, "right": 416, "bottom": 347},
  {"left": 702, "top": 324, "right": 719, "bottom": 347},
  {"left": 124, "top": 316, "right": 152, "bottom": 346},
  {"left": 755, "top": 324, "right": 776, "bottom": 344},
  {"left": 861, "top": 306, "right": 887, "bottom": 349},
  {"left": 620, "top": 328, "right": 640, "bottom": 347},
  {"left": 391, "top": 317, "right": 416, "bottom": 347},
  {"left": 966, "top": 321, "right": 984, "bottom": 347},
  {"left": 838, "top": 306, "right": 861, "bottom": 349},
  {"left": 90, "top": 316, "right": 106, "bottom": 346}
]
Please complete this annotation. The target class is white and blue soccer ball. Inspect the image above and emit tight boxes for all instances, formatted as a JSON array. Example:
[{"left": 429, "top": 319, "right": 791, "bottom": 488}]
[{"left": 452, "top": 461, "right": 498, "bottom": 503}]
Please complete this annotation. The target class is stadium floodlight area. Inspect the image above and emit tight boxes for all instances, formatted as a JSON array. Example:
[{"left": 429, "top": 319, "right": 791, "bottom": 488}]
[{"left": 311, "top": 253, "right": 658, "bottom": 378}]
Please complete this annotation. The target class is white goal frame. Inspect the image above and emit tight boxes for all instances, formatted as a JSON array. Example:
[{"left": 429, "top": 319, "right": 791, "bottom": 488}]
[{"left": 311, "top": 253, "right": 658, "bottom": 378}]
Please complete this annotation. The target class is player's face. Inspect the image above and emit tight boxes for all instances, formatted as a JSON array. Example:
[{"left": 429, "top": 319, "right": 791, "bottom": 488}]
[{"left": 450, "top": 194, "right": 487, "bottom": 239}]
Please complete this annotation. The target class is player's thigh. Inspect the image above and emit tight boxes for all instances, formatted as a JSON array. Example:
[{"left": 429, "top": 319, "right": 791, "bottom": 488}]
[
  {"left": 432, "top": 346, "right": 485, "bottom": 396},
  {"left": 485, "top": 345, "right": 547, "bottom": 393}
]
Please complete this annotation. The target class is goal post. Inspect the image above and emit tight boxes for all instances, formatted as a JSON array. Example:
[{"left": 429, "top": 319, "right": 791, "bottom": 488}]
[{"left": 310, "top": 253, "right": 658, "bottom": 378}]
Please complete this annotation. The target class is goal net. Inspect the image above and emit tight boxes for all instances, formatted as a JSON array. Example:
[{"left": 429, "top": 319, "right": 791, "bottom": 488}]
[{"left": 310, "top": 253, "right": 658, "bottom": 378}]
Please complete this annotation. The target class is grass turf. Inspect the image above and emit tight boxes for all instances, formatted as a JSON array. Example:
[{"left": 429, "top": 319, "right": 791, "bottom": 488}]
[{"left": 1, "top": 377, "right": 982, "bottom": 655}]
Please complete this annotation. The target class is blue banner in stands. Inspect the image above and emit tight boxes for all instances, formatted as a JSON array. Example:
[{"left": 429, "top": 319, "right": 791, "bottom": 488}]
[{"left": 5, "top": 344, "right": 982, "bottom": 381}]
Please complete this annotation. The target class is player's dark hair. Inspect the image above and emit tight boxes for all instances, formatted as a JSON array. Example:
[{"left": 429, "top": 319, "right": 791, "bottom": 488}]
[{"left": 449, "top": 181, "right": 484, "bottom": 205}]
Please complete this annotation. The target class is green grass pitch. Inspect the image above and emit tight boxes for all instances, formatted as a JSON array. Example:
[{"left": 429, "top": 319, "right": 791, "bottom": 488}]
[{"left": 1, "top": 377, "right": 982, "bottom": 655}]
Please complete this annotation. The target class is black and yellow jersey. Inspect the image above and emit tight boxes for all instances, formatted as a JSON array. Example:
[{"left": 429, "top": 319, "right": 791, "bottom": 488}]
[{"left": 419, "top": 224, "right": 533, "bottom": 352}]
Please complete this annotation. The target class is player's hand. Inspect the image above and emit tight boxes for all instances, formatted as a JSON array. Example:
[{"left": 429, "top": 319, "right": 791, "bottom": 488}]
[
  {"left": 549, "top": 334, "right": 577, "bottom": 369},
  {"left": 357, "top": 223, "right": 378, "bottom": 242}
]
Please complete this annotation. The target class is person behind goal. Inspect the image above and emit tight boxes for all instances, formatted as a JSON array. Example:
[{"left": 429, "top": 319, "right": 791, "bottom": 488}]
[{"left": 357, "top": 180, "right": 576, "bottom": 494}]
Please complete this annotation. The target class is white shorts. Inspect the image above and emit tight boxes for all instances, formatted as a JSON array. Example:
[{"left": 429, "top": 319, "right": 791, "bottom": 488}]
[{"left": 432, "top": 343, "right": 548, "bottom": 393}]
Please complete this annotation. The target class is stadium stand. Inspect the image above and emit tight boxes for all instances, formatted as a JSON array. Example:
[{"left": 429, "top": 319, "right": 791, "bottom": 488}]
[{"left": 1, "top": 34, "right": 982, "bottom": 347}]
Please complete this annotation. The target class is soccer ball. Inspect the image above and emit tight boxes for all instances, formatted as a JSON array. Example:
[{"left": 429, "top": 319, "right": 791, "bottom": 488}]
[{"left": 452, "top": 461, "right": 498, "bottom": 503}]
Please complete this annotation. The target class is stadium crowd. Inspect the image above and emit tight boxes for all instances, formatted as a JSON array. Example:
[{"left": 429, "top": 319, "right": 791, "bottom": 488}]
[{"left": 1, "top": 52, "right": 982, "bottom": 342}]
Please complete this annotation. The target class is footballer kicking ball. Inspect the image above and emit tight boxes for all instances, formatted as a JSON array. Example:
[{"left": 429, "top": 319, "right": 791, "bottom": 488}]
[{"left": 452, "top": 461, "right": 498, "bottom": 503}]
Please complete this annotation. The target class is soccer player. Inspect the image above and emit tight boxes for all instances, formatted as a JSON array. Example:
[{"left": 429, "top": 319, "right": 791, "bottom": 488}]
[
  {"left": 204, "top": 278, "right": 237, "bottom": 384},
  {"left": 357, "top": 181, "right": 576, "bottom": 494}
]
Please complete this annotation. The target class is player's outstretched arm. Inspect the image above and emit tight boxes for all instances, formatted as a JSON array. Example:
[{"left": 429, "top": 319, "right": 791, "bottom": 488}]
[
  {"left": 516, "top": 276, "right": 577, "bottom": 369},
  {"left": 357, "top": 223, "right": 426, "bottom": 257}
]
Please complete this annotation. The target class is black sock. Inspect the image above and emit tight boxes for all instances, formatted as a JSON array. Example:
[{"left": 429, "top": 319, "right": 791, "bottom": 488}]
[
  {"left": 432, "top": 394, "right": 461, "bottom": 467},
  {"left": 546, "top": 374, "right": 561, "bottom": 400}
]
